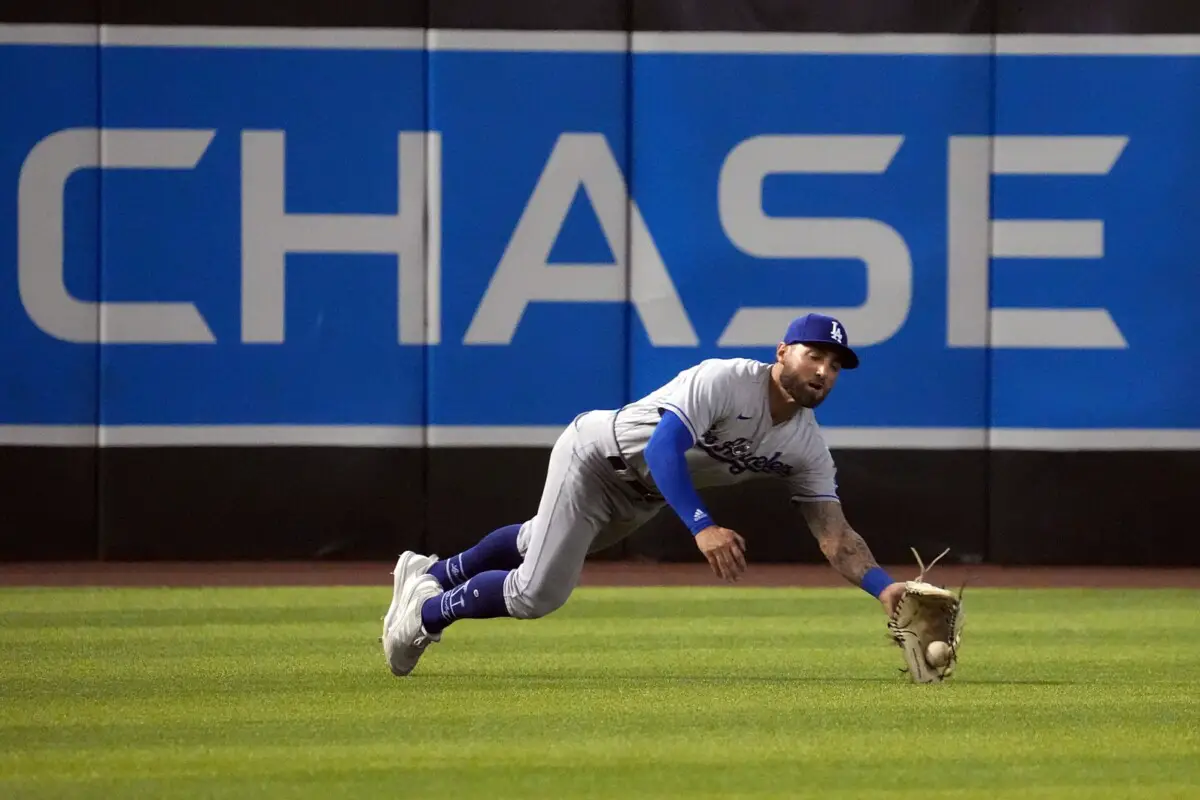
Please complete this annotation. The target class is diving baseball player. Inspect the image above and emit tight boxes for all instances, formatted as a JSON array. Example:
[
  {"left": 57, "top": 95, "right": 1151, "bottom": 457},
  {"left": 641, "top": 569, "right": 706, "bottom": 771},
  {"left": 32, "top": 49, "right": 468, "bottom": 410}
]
[{"left": 381, "top": 313, "right": 908, "bottom": 677}]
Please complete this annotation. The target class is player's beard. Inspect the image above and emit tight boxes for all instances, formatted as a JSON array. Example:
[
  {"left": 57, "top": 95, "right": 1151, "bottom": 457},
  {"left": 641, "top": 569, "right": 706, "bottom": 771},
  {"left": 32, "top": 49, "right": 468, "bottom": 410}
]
[{"left": 779, "top": 369, "right": 827, "bottom": 409}]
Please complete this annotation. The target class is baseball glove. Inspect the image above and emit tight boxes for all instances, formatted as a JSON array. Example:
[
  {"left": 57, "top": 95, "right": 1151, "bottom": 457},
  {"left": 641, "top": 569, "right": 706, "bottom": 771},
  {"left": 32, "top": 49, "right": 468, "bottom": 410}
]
[{"left": 887, "top": 547, "right": 965, "bottom": 684}]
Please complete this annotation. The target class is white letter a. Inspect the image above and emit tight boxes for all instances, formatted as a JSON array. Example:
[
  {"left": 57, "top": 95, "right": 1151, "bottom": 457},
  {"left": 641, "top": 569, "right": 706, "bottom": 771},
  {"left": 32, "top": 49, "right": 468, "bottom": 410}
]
[{"left": 465, "top": 133, "right": 696, "bottom": 346}]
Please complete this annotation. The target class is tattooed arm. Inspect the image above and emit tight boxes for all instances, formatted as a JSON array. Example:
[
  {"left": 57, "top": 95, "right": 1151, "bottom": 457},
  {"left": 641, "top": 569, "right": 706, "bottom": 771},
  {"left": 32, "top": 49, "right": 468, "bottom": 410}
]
[
  {"left": 798, "top": 500, "right": 878, "bottom": 582},
  {"left": 798, "top": 500, "right": 905, "bottom": 613}
]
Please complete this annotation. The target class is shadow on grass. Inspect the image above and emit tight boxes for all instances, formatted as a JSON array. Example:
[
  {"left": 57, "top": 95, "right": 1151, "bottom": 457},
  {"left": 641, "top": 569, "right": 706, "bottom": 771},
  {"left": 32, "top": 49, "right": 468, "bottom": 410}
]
[
  {"left": 951, "top": 678, "right": 1080, "bottom": 686},
  {"left": 404, "top": 673, "right": 1082, "bottom": 687}
]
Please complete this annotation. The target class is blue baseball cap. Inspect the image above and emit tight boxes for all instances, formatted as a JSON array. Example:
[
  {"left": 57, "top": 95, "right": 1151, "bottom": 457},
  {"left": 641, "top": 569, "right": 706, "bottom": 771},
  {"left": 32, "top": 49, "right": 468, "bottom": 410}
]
[{"left": 782, "top": 313, "right": 860, "bottom": 369}]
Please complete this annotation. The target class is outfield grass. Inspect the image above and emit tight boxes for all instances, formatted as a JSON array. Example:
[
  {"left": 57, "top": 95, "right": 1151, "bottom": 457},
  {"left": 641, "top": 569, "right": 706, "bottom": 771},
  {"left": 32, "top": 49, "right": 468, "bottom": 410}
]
[{"left": 1, "top": 585, "right": 1198, "bottom": 799}]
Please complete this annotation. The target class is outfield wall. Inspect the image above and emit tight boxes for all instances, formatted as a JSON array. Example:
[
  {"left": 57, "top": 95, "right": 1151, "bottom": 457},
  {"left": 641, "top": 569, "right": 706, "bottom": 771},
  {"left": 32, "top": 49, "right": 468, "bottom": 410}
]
[{"left": 3, "top": 1, "right": 1199, "bottom": 566}]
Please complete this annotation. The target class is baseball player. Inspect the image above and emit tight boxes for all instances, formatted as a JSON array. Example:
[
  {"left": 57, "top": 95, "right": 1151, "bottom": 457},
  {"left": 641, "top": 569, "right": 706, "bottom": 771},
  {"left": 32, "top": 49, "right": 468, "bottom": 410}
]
[{"left": 381, "top": 313, "right": 908, "bottom": 677}]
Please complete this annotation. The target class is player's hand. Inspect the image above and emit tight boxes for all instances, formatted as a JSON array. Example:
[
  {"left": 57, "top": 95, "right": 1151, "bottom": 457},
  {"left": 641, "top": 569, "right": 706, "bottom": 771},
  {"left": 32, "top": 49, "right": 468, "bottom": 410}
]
[
  {"left": 878, "top": 582, "right": 906, "bottom": 616},
  {"left": 694, "top": 525, "right": 747, "bottom": 583}
]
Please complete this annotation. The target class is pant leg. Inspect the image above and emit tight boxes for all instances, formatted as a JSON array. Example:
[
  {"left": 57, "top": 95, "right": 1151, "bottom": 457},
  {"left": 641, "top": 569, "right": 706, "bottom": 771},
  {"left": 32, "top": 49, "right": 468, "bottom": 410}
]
[
  {"left": 504, "top": 424, "right": 620, "bottom": 620},
  {"left": 587, "top": 505, "right": 662, "bottom": 555}
]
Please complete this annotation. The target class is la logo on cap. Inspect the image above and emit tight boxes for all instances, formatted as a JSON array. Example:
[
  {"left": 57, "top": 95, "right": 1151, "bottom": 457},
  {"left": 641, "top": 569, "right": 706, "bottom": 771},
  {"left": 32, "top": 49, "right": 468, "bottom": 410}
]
[{"left": 781, "top": 312, "right": 861, "bottom": 369}]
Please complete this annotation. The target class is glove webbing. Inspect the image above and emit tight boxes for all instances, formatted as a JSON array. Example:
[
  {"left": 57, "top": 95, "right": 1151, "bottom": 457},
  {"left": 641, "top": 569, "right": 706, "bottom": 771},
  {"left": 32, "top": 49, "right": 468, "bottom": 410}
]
[{"left": 891, "top": 547, "right": 964, "bottom": 682}]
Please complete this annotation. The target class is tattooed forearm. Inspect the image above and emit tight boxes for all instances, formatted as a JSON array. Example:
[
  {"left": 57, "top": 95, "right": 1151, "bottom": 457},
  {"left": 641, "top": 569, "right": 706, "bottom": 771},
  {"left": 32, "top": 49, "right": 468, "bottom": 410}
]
[
  {"left": 798, "top": 501, "right": 880, "bottom": 584},
  {"left": 819, "top": 527, "right": 879, "bottom": 583}
]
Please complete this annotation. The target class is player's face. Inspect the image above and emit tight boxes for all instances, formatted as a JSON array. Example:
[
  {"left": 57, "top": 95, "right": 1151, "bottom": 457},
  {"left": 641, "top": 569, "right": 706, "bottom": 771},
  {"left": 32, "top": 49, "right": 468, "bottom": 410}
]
[{"left": 777, "top": 344, "right": 842, "bottom": 408}]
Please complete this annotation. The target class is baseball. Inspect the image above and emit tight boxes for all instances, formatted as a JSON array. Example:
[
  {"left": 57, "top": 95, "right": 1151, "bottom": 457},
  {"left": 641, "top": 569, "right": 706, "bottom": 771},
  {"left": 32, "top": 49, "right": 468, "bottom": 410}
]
[{"left": 926, "top": 641, "right": 952, "bottom": 668}]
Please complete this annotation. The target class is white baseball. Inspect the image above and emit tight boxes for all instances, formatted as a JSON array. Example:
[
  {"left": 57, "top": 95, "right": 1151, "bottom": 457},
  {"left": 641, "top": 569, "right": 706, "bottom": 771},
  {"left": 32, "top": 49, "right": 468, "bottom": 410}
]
[{"left": 925, "top": 641, "right": 952, "bottom": 668}]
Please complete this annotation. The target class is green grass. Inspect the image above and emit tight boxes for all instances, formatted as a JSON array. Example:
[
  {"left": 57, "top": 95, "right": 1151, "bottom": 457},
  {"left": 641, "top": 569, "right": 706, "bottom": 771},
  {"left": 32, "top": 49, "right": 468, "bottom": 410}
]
[{"left": 1, "top": 585, "right": 1198, "bottom": 799}]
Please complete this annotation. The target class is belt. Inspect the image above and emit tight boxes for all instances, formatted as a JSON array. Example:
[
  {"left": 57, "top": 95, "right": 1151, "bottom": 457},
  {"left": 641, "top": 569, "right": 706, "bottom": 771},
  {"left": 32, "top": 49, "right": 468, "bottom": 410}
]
[{"left": 606, "top": 456, "right": 664, "bottom": 502}]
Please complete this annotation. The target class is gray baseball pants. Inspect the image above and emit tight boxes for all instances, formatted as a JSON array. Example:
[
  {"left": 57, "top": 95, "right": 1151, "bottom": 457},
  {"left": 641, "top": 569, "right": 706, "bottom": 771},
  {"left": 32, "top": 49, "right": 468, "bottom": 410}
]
[{"left": 502, "top": 410, "right": 663, "bottom": 619}]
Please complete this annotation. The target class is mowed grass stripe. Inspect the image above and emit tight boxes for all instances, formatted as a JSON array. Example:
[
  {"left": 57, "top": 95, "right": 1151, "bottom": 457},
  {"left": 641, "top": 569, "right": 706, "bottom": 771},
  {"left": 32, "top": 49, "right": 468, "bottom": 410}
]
[
  {"left": 0, "top": 586, "right": 1197, "bottom": 799},
  {"left": 0, "top": 584, "right": 1193, "bottom": 611}
]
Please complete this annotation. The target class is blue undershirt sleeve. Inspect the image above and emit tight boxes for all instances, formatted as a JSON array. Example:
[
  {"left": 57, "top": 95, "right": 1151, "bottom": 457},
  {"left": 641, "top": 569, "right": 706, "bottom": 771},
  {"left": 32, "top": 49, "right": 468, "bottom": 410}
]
[{"left": 643, "top": 410, "right": 714, "bottom": 536}]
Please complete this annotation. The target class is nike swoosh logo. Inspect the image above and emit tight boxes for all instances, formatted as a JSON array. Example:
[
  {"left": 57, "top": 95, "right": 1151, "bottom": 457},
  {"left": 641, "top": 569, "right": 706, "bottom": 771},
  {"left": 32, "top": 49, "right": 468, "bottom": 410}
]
[{"left": 737, "top": 414, "right": 752, "bottom": 420}]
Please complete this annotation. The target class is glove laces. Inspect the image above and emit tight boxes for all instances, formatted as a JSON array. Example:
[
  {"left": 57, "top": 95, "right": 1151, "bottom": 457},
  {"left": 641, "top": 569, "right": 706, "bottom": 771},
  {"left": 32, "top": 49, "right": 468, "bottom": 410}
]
[{"left": 911, "top": 546, "right": 951, "bottom": 582}]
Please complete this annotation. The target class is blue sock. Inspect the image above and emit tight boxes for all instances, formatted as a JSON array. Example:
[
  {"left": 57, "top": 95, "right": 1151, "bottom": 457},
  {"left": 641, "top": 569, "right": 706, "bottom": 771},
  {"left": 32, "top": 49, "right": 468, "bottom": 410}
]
[
  {"left": 421, "top": 570, "right": 512, "bottom": 635},
  {"left": 428, "top": 524, "right": 522, "bottom": 590}
]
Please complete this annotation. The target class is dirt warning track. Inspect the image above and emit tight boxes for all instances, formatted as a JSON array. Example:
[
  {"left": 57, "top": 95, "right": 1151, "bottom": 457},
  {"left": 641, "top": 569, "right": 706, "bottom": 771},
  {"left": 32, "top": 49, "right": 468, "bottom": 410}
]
[{"left": 1, "top": 561, "right": 1197, "bottom": 588}]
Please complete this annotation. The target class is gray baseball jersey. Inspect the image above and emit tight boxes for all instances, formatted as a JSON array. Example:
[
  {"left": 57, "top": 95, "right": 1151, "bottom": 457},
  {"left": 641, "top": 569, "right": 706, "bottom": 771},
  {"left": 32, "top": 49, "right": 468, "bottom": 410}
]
[
  {"left": 612, "top": 357, "right": 840, "bottom": 503},
  {"left": 503, "top": 357, "right": 839, "bottom": 619}
]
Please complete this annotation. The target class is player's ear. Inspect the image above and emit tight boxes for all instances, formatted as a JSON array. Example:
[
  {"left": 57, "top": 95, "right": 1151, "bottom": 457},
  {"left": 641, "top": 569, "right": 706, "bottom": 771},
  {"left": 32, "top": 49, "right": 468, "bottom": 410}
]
[{"left": 776, "top": 342, "right": 788, "bottom": 363}]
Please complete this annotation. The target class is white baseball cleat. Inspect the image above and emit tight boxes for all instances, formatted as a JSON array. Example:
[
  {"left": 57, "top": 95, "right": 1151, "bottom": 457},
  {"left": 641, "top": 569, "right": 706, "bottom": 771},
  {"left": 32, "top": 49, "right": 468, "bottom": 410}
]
[
  {"left": 382, "top": 573, "right": 444, "bottom": 677},
  {"left": 381, "top": 551, "right": 438, "bottom": 639}
]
